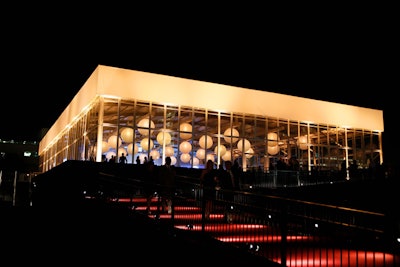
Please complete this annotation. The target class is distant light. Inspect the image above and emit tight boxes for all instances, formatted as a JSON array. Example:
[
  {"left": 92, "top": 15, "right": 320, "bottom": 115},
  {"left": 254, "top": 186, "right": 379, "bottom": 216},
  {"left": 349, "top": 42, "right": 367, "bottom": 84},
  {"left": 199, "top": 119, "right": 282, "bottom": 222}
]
[{"left": 24, "top": 151, "right": 32, "bottom": 157}]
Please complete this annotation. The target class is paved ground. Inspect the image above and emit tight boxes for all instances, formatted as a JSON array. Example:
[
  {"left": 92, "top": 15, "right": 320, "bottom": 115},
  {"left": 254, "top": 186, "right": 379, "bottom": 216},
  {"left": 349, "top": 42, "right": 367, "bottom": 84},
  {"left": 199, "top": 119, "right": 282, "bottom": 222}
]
[{"left": 0, "top": 201, "right": 279, "bottom": 266}]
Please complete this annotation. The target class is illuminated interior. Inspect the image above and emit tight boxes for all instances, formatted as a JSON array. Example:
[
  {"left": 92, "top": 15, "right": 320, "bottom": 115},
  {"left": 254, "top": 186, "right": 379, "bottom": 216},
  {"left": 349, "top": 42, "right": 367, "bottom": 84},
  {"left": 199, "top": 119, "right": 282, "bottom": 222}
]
[{"left": 38, "top": 65, "right": 384, "bottom": 174}]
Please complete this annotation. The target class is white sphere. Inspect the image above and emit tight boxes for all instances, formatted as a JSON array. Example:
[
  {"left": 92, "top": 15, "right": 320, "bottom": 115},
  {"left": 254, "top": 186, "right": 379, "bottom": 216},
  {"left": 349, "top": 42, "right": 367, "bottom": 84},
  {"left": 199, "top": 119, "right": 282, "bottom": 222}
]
[
  {"left": 179, "top": 141, "right": 192, "bottom": 153},
  {"left": 140, "top": 138, "right": 154, "bottom": 151},
  {"left": 222, "top": 149, "right": 232, "bottom": 161},
  {"left": 267, "top": 132, "right": 278, "bottom": 147},
  {"left": 180, "top": 153, "right": 191, "bottom": 163},
  {"left": 137, "top": 118, "right": 155, "bottom": 136},
  {"left": 297, "top": 135, "right": 308, "bottom": 150},
  {"left": 199, "top": 135, "right": 213, "bottom": 149},
  {"left": 156, "top": 131, "right": 172, "bottom": 145},
  {"left": 196, "top": 148, "right": 206, "bottom": 159},
  {"left": 179, "top": 123, "right": 192, "bottom": 140},
  {"left": 237, "top": 138, "right": 251, "bottom": 152},
  {"left": 223, "top": 128, "right": 239, "bottom": 144},
  {"left": 164, "top": 145, "right": 175, "bottom": 157},
  {"left": 268, "top": 145, "right": 280, "bottom": 155},
  {"left": 121, "top": 127, "right": 134, "bottom": 142},
  {"left": 108, "top": 135, "right": 122, "bottom": 149},
  {"left": 245, "top": 148, "right": 254, "bottom": 158},
  {"left": 191, "top": 157, "right": 200, "bottom": 166},
  {"left": 214, "top": 144, "right": 227, "bottom": 156}
]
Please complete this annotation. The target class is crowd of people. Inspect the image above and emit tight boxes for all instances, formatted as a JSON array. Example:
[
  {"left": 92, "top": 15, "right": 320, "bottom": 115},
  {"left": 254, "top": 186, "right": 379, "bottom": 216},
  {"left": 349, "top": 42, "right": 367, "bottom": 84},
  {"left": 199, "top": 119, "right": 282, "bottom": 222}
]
[
  {"left": 138, "top": 156, "right": 242, "bottom": 221},
  {"left": 200, "top": 159, "right": 241, "bottom": 221},
  {"left": 141, "top": 156, "right": 176, "bottom": 215}
]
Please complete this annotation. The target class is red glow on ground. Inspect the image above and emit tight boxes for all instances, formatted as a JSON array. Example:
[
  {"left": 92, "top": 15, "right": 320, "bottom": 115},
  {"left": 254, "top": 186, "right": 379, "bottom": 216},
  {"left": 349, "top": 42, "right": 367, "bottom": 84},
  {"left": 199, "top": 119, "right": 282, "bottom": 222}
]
[
  {"left": 274, "top": 249, "right": 395, "bottom": 267},
  {"left": 109, "top": 196, "right": 398, "bottom": 267}
]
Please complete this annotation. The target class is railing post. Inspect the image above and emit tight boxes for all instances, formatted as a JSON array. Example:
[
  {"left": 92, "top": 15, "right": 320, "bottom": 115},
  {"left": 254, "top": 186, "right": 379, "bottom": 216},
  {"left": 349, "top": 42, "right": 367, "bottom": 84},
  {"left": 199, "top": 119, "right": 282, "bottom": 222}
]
[
  {"left": 13, "top": 170, "right": 17, "bottom": 206},
  {"left": 280, "top": 200, "right": 287, "bottom": 267},
  {"left": 201, "top": 188, "right": 206, "bottom": 234}
]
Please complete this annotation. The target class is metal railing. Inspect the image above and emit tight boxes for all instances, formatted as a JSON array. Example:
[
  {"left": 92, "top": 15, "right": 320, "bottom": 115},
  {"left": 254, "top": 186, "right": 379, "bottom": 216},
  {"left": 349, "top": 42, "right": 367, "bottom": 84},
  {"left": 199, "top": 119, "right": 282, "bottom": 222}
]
[
  {"left": 168, "top": 178, "right": 400, "bottom": 267},
  {"left": 29, "top": 161, "right": 400, "bottom": 267}
]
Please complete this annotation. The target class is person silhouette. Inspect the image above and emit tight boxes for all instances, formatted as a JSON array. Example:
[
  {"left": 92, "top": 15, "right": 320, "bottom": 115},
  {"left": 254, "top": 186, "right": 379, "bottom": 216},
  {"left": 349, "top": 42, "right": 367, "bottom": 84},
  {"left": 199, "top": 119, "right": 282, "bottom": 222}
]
[
  {"left": 144, "top": 160, "right": 157, "bottom": 214},
  {"left": 200, "top": 159, "right": 219, "bottom": 219},
  {"left": 119, "top": 153, "right": 127, "bottom": 164},
  {"left": 109, "top": 155, "right": 116, "bottom": 163},
  {"left": 218, "top": 160, "right": 237, "bottom": 222},
  {"left": 158, "top": 156, "right": 176, "bottom": 214}
]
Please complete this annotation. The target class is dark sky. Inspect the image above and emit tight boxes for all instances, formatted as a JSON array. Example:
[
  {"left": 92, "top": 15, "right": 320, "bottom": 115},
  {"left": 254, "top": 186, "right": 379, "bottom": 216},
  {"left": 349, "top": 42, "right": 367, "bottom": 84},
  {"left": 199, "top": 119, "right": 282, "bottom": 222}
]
[{"left": 1, "top": 7, "right": 397, "bottom": 168}]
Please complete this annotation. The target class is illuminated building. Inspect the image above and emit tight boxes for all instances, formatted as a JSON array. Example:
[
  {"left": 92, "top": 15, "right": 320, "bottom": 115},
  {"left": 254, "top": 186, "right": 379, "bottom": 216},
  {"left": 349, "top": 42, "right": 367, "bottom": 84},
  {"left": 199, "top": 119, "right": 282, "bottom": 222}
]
[{"left": 38, "top": 65, "right": 383, "bottom": 178}]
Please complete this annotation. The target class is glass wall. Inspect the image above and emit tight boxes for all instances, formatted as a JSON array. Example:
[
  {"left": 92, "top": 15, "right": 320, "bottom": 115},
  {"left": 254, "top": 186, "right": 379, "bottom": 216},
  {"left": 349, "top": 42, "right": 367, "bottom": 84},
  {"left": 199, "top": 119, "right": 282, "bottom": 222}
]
[{"left": 39, "top": 96, "right": 383, "bottom": 178}]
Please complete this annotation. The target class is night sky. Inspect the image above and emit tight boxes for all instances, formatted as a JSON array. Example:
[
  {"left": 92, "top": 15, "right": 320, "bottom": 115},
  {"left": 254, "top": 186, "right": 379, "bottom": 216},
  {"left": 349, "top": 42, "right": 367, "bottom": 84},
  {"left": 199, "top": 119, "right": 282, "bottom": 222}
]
[{"left": 1, "top": 7, "right": 397, "bottom": 169}]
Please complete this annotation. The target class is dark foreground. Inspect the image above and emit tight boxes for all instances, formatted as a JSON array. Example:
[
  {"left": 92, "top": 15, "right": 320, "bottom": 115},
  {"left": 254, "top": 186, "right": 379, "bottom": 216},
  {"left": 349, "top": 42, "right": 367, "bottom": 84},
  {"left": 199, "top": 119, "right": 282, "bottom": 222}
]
[{"left": 0, "top": 201, "right": 279, "bottom": 266}]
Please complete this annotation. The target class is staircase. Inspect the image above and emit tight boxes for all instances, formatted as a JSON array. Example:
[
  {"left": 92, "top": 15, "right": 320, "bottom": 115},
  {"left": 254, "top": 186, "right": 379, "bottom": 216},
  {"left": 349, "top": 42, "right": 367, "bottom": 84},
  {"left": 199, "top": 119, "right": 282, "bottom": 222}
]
[{"left": 121, "top": 188, "right": 399, "bottom": 267}]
